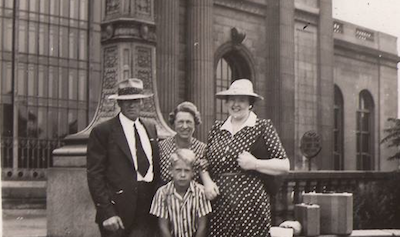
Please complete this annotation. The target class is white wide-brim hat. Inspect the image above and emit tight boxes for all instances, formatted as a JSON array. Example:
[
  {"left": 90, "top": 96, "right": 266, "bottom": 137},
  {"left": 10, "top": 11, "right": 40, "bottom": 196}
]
[
  {"left": 215, "top": 79, "right": 264, "bottom": 100},
  {"left": 108, "top": 78, "right": 153, "bottom": 100}
]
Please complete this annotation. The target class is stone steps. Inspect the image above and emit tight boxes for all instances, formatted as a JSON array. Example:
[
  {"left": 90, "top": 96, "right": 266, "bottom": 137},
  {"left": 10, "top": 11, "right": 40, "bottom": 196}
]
[
  {"left": 1, "top": 181, "right": 46, "bottom": 209},
  {"left": 2, "top": 209, "right": 47, "bottom": 237}
]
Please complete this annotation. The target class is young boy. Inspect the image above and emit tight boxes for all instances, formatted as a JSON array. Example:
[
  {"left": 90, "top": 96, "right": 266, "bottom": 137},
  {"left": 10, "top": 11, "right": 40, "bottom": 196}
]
[{"left": 150, "top": 149, "right": 212, "bottom": 237}]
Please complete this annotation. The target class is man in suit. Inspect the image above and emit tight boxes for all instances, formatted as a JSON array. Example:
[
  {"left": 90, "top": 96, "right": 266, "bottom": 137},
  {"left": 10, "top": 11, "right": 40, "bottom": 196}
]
[{"left": 87, "top": 78, "right": 160, "bottom": 237}]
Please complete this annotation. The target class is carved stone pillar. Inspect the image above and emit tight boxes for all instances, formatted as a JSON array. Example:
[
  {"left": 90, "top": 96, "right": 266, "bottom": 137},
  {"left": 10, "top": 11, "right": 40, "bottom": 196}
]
[
  {"left": 265, "top": 0, "right": 295, "bottom": 169},
  {"left": 187, "top": 0, "right": 214, "bottom": 142},
  {"left": 156, "top": 0, "right": 179, "bottom": 121},
  {"left": 47, "top": 1, "right": 173, "bottom": 236},
  {"left": 316, "top": 0, "right": 334, "bottom": 170}
]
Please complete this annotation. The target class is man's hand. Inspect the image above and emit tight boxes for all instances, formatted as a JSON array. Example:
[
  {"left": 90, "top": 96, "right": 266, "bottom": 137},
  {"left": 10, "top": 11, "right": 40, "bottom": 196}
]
[
  {"left": 102, "top": 216, "right": 125, "bottom": 232},
  {"left": 237, "top": 151, "right": 258, "bottom": 170}
]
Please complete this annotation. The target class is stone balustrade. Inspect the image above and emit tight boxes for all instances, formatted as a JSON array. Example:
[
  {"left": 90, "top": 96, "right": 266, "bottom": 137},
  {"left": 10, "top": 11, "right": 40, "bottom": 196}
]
[{"left": 271, "top": 171, "right": 397, "bottom": 228}]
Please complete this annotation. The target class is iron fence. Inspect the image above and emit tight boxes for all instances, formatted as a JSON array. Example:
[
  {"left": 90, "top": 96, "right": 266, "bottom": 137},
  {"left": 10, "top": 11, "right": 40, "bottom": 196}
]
[{"left": 1, "top": 136, "right": 63, "bottom": 180}]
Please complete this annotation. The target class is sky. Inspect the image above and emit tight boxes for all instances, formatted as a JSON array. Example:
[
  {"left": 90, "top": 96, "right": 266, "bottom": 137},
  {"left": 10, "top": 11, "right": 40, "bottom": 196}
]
[
  {"left": 332, "top": 0, "right": 400, "bottom": 117},
  {"left": 332, "top": 0, "right": 400, "bottom": 50}
]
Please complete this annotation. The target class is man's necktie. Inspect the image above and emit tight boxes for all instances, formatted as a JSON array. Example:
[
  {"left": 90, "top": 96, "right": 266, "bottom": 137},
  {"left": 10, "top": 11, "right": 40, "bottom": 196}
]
[{"left": 133, "top": 123, "right": 150, "bottom": 177}]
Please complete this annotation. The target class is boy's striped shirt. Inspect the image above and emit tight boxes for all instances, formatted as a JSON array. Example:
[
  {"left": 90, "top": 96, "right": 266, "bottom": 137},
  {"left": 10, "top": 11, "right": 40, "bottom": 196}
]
[{"left": 150, "top": 181, "right": 212, "bottom": 237}]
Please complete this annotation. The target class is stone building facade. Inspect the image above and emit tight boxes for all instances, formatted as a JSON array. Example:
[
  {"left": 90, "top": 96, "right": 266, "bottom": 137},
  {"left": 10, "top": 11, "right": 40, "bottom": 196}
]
[
  {"left": 2, "top": 0, "right": 399, "bottom": 235},
  {"left": 155, "top": 0, "right": 399, "bottom": 171},
  {"left": 333, "top": 21, "right": 399, "bottom": 171},
  {"left": 1, "top": 0, "right": 399, "bottom": 185}
]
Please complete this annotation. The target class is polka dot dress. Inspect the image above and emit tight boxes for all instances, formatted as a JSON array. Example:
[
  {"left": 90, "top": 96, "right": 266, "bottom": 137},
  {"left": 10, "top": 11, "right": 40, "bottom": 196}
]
[
  {"left": 206, "top": 118, "right": 287, "bottom": 237},
  {"left": 159, "top": 136, "right": 206, "bottom": 183}
]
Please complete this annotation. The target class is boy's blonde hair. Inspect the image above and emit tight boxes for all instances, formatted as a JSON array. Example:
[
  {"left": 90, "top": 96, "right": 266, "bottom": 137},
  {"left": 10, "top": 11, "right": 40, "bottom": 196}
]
[{"left": 170, "top": 149, "right": 196, "bottom": 169}]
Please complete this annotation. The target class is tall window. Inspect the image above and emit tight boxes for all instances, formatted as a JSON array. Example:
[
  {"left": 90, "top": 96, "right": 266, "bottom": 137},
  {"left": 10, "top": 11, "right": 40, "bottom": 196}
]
[
  {"left": 215, "top": 50, "right": 252, "bottom": 121},
  {"left": 333, "top": 85, "right": 344, "bottom": 170},
  {"left": 215, "top": 58, "right": 231, "bottom": 121},
  {"left": 0, "top": 0, "right": 102, "bottom": 180},
  {"left": 356, "top": 90, "right": 374, "bottom": 170}
]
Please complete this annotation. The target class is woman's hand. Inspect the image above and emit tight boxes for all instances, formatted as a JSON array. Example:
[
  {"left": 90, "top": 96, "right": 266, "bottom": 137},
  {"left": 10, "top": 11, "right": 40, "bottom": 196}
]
[
  {"left": 237, "top": 151, "right": 258, "bottom": 170},
  {"left": 199, "top": 159, "right": 209, "bottom": 171},
  {"left": 204, "top": 180, "right": 220, "bottom": 200}
]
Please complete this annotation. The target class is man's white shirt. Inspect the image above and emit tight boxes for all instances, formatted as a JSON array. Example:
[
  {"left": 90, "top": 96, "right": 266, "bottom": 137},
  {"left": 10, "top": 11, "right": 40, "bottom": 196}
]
[{"left": 119, "top": 113, "right": 154, "bottom": 182}]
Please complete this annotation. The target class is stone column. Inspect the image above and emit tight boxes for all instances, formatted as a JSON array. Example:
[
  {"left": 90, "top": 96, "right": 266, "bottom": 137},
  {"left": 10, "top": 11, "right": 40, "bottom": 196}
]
[
  {"left": 156, "top": 0, "right": 180, "bottom": 121},
  {"left": 316, "top": 0, "right": 334, "bottom": 169},
  {"left": 265, "top": 0, "right": 295, "bottom": 169},
  {"left": 187, "top": 0, "right": 214, "bottom": 142},
  {"left": 47, "top": 0, "right": 173, "bottom": 236}
]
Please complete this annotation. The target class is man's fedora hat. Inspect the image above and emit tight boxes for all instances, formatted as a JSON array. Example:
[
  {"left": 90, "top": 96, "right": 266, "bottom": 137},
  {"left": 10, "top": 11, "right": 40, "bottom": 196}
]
[
  {"left": 108, "top": 78, "right": 153, "bottom": 100},
  {"left": 215, "top": 79, "right": 264, "bottom": 100}
]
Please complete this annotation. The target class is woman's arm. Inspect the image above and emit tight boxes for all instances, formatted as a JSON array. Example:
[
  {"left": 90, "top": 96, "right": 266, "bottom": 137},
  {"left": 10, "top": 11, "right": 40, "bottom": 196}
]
[
  {"left": 195, "top": 216, "right": 208, "bottom": 237},
  {"left": 199, "top": 122, "right": 221, "bottom": 200},
  {"left": 237, "top": 151, "right": 290, "bottom": 176},
  {"left": 158, "top": 218, "right": 172, "bottom": 237},
  {"left": 200, "top": 171, "right": 220, "bottom": 200},
  {"left": 238, "top": 119, "right": 290, "bottom": 175}
]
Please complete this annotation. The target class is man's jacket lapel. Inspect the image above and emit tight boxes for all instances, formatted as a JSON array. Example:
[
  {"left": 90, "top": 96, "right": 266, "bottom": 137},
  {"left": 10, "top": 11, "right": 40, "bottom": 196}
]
[{"left": 111, "top": 116, "right": 134, "bottom": 165}]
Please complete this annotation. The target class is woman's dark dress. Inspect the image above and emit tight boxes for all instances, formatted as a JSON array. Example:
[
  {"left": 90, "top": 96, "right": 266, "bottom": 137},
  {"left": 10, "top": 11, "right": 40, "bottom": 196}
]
[{"left": 206, "top": 118, "right": 287, "bottom": 237}]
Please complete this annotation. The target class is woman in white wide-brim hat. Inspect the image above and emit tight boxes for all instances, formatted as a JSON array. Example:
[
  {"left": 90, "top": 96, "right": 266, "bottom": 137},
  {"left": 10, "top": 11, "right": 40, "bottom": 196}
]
[{"left": 200, "top": 79, "right": 290, "bottom": 237}]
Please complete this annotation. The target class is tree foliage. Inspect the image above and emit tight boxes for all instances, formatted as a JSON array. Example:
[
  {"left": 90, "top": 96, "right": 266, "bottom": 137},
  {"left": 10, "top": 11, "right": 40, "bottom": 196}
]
[{"left": 381, "top": 117, "right": 400, "bottom": 160}]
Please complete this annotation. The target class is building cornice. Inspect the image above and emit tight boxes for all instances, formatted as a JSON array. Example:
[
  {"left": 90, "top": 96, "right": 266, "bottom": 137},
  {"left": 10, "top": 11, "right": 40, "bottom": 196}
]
[
  {"left": 214, "top": 0, "right": 267, "bottom": 17},
  {"left": 334, "top": 38, "right": 400, "bottom": 68},
  {"left": 294, "top": 3, "right": 319, "bottom": 26}
]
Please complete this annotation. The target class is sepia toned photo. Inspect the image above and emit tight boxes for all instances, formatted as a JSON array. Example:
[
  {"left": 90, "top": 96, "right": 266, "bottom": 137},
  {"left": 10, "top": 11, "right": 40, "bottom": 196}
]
[{"left": 1, "top": 0, "right": 400, "bottom": 236}]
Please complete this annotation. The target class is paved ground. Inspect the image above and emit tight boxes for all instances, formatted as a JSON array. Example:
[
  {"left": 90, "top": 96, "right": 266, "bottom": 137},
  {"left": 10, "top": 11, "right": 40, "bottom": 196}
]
[
  {"left": 1, "top": 209, "right": 400, "bottom": 237},
  {"left": 2, "top": 209, "right": 46, "bottom": 237}
]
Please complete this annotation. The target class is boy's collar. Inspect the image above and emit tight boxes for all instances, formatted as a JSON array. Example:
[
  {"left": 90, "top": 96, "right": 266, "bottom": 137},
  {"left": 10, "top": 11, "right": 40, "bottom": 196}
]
[{"left": 166, "top": 181, "right": 195, "bottom": 196}]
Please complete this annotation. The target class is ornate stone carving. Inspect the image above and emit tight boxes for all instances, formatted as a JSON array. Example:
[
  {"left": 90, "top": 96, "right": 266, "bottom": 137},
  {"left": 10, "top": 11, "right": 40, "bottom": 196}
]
[
  {"left": 140, "top": 24, "right": 149, "bottom": 40},
  {"left": 102, "top": 24, "right": 114, "bottom": 41},
  {"left": 113, "top": 24, "right": 141, "bottom": 38},
  {"left": 103, "top": 21, "right": 156, "bottom": 43},
  {"left": 231, "top": 27, "right": 246, "bottom": 46},
  {"left": 135, "top": 46, "right": 154, "bottom": 114},
  {"left": 132, "top": 45, "right": 174, "bottom": 139},
  {"left": 96, "top": 46, "right": 119, "bottom": 122},
  {"left": 135, "top": 0, "right": 152, "bottom": 17},
  {"left": 106, "top": 0, "right": 120, "bottom": 15}
]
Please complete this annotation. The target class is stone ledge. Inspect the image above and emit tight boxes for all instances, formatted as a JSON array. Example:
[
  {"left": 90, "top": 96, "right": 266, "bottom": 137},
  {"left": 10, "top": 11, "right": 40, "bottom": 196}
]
[
  {"left": 2, "top": 181, "right": 47, "bottom": 209},
  {"left": 317, "top": 229, "right": 400, "bottom": 237},
  {"left": 2, "top": 181, "right": 46, "bottom": 197}
]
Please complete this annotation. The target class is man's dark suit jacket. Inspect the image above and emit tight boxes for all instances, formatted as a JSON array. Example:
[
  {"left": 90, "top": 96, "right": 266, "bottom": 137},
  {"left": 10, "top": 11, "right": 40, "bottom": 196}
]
[{"left": 87, "top": 115, "right": 160, "bottom": 230}]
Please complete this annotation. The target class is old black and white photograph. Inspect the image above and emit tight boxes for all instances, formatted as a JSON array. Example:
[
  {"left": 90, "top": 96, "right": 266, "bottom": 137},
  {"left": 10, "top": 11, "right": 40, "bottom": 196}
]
[{"left": 1, "top": 0, "right": 400, "bottom": 236}]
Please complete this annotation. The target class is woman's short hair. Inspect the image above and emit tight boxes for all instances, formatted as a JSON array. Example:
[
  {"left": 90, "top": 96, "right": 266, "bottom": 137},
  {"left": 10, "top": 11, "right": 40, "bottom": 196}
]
[
  {"left": 170, "top": 149, "right": 196, "bottom": 168},
  {"left": 168, "top": 101, "right": 202, "bottom": 126}
]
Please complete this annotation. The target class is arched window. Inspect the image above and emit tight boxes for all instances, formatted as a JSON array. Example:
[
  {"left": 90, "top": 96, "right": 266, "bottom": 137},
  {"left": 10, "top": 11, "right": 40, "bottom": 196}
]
[
  {"left": 215, "top": 50, "right": 252, "bottom": 121},
  {"left": 356, "top": 90, "right": 374, "bottom": 170},
  {"left": 215, "top": 58, "right": 231, "bottom": 121},
  {"left": 333, "top": 85, "right": 344, "bottom": 170}
]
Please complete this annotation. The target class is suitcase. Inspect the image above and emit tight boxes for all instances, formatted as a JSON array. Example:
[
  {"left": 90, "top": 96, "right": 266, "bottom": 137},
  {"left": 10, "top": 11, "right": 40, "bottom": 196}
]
[
  {"left": 294, "top": 203, "right": 320, "bottom": 236},
  {"left": 302, "top": 192, "right": 353, "bottom": 235},
  {"left": 270, "top": 227, "right": 293, "bottom": 237}
]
